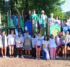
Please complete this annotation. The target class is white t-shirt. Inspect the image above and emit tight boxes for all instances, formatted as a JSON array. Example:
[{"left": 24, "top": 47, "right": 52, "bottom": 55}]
[
  {"left": 42, "top": 40, "right": 49, "bottom": 48},
  {"left": 66, "top": 19, "right": 70, "bottom": 25},
  {"left": 36, "top": 37, "right": 42, "bottom": 46},
  {"left": 16, "top": 35, "right": 24, "bottom": 48},
  {"left": 7, "top": 34, "right": 15, "bottom": 45},
  {"left": 54, "top": 20, "right": 61, "bottom": 25},
  {"left": 49, "top": 38, "right": 57, "bottom": 48}
]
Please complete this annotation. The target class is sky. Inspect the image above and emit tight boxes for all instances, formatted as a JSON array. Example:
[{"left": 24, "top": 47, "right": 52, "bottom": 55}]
[{"left": 61, "top": 0, "right": 70, "bottom": 12}]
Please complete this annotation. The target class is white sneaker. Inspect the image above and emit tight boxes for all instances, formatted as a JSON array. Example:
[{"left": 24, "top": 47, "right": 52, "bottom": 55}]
[
  {"left": 38, "top": 58, "right": 41, "bottom": 60},
  {"left": 16, "top": 55, "right": 19, "bottom": 58},
  {"left": 21, "top": 55, "right": 24, "bottom": 58},
  {"left": 2, "top": 56, "right": 4, "bottom": 58},
  {"left": 4, "top": 56, "right": 7, "bottom": 58},
  {"left": 36, "top": 57, "right": 38, "bottom": 59}
]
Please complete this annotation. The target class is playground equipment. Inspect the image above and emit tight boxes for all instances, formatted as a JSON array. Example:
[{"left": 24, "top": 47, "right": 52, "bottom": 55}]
[
  {"left": 7, "top": 10, "right": 24, "bottom": 35},
  {"left": 7, "top": 10, "right": 62, "bottom": 36},
  {"left": 49, "top": 24, "right": 61, "bottom": 37}
]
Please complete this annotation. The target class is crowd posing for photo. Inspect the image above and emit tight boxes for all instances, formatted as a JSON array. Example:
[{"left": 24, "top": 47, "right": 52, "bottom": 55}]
[{"left": 0, "top": 30, "right": 70, "bottom": 60}]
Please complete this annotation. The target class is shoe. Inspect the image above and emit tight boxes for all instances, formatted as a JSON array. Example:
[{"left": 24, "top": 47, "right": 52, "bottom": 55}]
[
  {"left": 38, "top": 58, "right": 41, "bottom": 60},
  {"left": 36, "top": 57, "right": 38, "bottom": 59},
  {"left": 65, "top": 55, "right": 67, "bottom": 58},
  {"left": 4, "top": 56, "right": 7, "bottom": 58},
  {"left": 53, "top": 58, "right": 55, "bottom": 60},
  {"left": 28, "top": 56, "right": 31, "bottom": 58},
  {"left": 32, "top": 57, "right": 34, "bottom": 59},
  {"left": 9, "top": 55, "right": 12, "bottom": 58},
  {"left": 2, "top": 56, "right": 4, "bottom": 58},
  {"left": 25, "top": 55, "right": 27, "bottom": 58},
  {"left": 62, "top": 55, "right": 65, "bottom": 58},
  {"left": 56, "top": 55, "right": 59, "bottom": 58},
  {"left": 16, "top": 55, "right": 19, "bottom": 58},
  {"left": 21, "top": 55, "right": 24, "bottom": 58}
]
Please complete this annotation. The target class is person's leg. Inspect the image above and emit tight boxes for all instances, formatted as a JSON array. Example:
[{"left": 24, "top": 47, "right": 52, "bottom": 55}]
[
  {"left": 34, "top": 48, "right": 36, "bottom": 57},
  {"left": 17, "top": 48, "right": 19, "bottom": 55},
  {"left": 32, "top": 48, "right": 34, "bottom": 57},
  {"left": 42, "top": 48, "right": 46, "bottom": 59},
  {"left": 56, "top": 46, "right": 60, "bottom": 56},
  {"left": 9, "top": 45, "right": 11, "bottom": 56},
  {"left": 38, "top": 48, "right": 41, "bottom": 59},
  {"left": 11, "top": 46, "right": 14, "bottom": 56},
  {"left": 36, "top": 48, "right": 38, "bottom": 59},
  {"left": 3, "top": 46, "right": 7, "bottom": 56},
  {"left": 62, "top": 46, "right": 65, "bottom": 56},
  {"left": 20, "top": 48, "right": 24, "bottom": 58},
  {"left": 49, "top": 48, "right": 53, "bottom": 60},
  {"left": 20, "top": 48, "right": 23, "bottom": 56},
  {"left": 28, "top": 45, "right": 31, "bottom": 57},
  {"left": 53, "top": 47, "right": 56, "bottom": 59},
  {"left": 65, "top": 46, "right": 68, "bottom": 56},
  {"left": 24, "top": 45, "right": 27, "bottom": 56},
  {"left": 43, "top": 47, "right": 50, "bottom": 60},
  {"left": 40, "top": 28, "right": 42, "bottom": 35},
  {"left": 1, "top": 48, "right": 3, "bottom": 57}
]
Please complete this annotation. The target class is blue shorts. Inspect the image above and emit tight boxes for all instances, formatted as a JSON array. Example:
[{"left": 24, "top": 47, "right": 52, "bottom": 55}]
[
  {"left": 40, "top": 24, "right": 44, "bottom": 28},
  {"left": 62, "top": 44, "right": 65, "bottom": 46}
]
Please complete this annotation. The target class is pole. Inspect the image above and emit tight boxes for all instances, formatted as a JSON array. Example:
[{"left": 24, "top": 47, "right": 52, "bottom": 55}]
[
  {"left": 47, "top": 17, "right": 49, "bottom": 35},
  {"left": 0, "top": 9, "right": 1, "bottom": 28},
  {"left": 18, "top": 11, "right": 20, "bottom": 28},
  {"left": 31, "top": 17, "right": 33, "bottom": 36},
  {"left": 7, "top": 12, "right": 8, "bottom": 35},
  {"left": 10, "top": 10, "right": 11, "bottom": 27},
  {"left": 61, "top": 18, "right": 62, "bottom": 31}
]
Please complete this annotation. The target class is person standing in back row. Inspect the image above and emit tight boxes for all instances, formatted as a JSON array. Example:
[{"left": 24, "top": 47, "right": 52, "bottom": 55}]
[
  {"left": 39, "top": 10, "right": 47, "bottom": 36},
  {"left": 30, "top": 10, "right": 39, "bottom": 33}
]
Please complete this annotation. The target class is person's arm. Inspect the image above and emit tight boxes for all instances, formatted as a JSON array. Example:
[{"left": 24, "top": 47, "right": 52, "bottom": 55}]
[
  {"left": 35, "top": 40, "right": 37, "bottom": 48},
  {"left": 65, "top": 36, "right": 67, "bottom": 46}
]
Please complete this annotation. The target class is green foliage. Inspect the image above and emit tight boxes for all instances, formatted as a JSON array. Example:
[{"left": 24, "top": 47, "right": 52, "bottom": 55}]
[{"left": 0, "top": 0, "right": 66, "bottom": 26}]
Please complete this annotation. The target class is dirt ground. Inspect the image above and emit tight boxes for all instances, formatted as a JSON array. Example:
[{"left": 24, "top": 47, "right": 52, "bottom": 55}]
[{"left": 0, "top": 57, "right": 70, "bottom": 67}]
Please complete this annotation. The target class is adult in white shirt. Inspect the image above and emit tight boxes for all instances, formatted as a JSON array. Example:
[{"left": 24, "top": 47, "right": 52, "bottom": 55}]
[
  {"left": 48, "top": 13, "right": 55, "bottom": 26},
  {"left": 7, "top": 30, "right": 15, "bottom": 58},
  {"left": 16, "top": 32, "right": 24, "bottom": 58},
  {"left": 49, "top": 34, "right": 57, "bottom": 60},
  {"left": 42, "top": 36, "right": 50, "bottom": 60},
  {"left": 54, "top": 16, "right": 61, "bottom": 26},
  {"left": 39, "top": 10, "right": 47, "bottom": 35},
  {"left": 35, "top": 34, "right": 42, "bottom": 59}
]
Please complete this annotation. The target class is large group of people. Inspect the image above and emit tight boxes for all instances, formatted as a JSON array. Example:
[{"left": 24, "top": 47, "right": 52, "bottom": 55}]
[
  {"left": 24, "top": 9, "right": 70, "bottom": 36},
  {"left": 0, "top": 29, "right": 70, "bottom": 60}
]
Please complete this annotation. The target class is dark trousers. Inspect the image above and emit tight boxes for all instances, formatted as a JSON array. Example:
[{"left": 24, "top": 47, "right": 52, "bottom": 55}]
[{"left": 32, "top": 48, "right": 36, "bottom": 57}]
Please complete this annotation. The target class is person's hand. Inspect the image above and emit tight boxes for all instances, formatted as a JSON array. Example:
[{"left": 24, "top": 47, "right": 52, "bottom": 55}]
[
  {"left": 34, "top": 45, "right": 36, "bottom": 47},
  {"left": 49, "top": 24, "right": 51, "bottom": 26},
  {"left": 19, "top": 42, "right": 22, "bottom": 44},
  {"left": 46, "top": 48, "right": 48, "bottom": 50}
]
